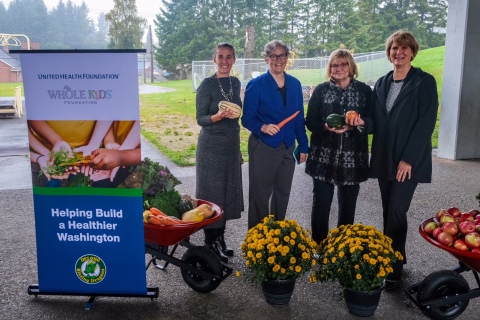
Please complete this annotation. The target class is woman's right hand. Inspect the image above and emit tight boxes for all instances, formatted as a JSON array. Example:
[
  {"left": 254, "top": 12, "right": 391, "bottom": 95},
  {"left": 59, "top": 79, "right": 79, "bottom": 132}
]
[
  {"left": 261, "top": 124, "right": 280, "bottom": 135},
  {"left": 346, "top": 114, "right": 365, "bottom": 126},
  {"left": 212, "top": 108, "right": 234, "bottom": 122}
]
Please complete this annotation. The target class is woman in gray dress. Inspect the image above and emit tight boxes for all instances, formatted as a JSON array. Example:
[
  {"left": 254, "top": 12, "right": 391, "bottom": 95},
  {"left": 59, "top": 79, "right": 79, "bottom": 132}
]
[{"left": 196, "top": 43, "right": 244, "bottom": 262}]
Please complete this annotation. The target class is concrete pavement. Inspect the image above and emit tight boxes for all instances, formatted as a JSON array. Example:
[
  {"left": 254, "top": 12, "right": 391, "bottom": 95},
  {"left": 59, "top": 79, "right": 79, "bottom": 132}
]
[{"left": 1, "top": 108, "right": 480, "bottom": 319}]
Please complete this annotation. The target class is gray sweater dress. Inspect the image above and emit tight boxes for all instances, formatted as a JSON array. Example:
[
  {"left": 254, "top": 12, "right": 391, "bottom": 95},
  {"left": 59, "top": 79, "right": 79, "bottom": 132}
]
[{"left": 195, "top": 75, "right": 244, "bottom": 228}]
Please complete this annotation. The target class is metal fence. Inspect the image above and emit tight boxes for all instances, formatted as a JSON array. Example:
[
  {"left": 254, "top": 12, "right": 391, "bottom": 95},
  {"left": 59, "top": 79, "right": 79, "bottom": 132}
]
[{"left": 192, "top": 51, "right": 392, "bottom": 102}]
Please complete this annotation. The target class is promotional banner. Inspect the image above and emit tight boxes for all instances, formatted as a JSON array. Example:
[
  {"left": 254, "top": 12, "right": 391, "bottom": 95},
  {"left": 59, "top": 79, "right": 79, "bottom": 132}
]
[{"left": 20, "top": 50, "right": 147, "bottom": 294}]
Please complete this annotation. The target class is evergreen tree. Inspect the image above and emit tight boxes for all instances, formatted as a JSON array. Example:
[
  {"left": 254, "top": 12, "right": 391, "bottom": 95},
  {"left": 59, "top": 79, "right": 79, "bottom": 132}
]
[
  {"left": 93, "top": 13, "right": 109, "bottom": 49},
  {"left": 0, "top": 2, "right": 7, "bottom": 33},
  {"left": 6, "top": 0, "right": 49, "bottom": 45},
  {"left": 45, "top": 0, "right": 69, "bottom": 49}
]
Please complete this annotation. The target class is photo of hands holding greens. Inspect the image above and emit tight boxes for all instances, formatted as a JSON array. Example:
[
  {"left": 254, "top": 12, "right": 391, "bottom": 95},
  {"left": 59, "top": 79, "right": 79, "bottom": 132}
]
[{"left": 28, "top": 120, "right": 141, "bottom": 188}]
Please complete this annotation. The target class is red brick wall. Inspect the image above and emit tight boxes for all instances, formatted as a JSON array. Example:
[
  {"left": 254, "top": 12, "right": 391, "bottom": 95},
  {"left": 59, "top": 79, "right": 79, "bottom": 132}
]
[
  {"left": 0, "top": 64, "right": 10, "bottom": 82},
  {"left": 0, "top": 63, "right": 22, "bottom": 83},
  {"left": 0, "top": 41, "right": 38, "bottom": 82}
]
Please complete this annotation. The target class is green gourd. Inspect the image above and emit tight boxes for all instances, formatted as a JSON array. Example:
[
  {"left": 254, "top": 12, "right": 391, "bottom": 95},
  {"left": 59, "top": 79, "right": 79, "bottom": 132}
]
[
  {"left": 176, "top": 198, "right": 195, "bottom": 216},
  {"left": 326, "top": 114, "right": 345, "bottom": 129}
]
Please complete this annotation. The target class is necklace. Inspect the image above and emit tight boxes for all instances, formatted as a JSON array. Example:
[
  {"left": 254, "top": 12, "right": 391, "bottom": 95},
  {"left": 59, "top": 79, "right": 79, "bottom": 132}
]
[
  {"left": 216, "top": 74, "right": 233, "bottom": 101},
  {"left": 391, "top": 78, "right": 404, "bottom": 95}
]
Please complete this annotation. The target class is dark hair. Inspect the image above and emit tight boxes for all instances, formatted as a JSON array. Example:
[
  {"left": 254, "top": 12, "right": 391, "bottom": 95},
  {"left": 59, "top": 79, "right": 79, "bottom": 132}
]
[
  {"left": 214, "top": 42, "right": 235, "bottom": 57},
  {"left": 326, "top": 49, "right": 358, "bottom": 80},
  {"left": 262, "top": 40, "right": 290, "bottom": 58},
  {"left": 385, "top": 30, "right": 419, "bottom": 62}
]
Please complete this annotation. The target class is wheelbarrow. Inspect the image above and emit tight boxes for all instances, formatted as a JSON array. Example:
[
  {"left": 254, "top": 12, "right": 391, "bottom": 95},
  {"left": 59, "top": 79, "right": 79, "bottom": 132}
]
[
  {"left": 404, "top": 218, "right": 480, "bottom": 320},
  {"left": 144, "top": 199, "right": 232, "bottom": 293}
]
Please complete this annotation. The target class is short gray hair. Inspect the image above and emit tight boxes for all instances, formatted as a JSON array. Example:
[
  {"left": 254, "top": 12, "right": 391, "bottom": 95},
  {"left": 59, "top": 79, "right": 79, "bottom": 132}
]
[{"left": 262, "top": 40, "right": 290, "bottom": 58}]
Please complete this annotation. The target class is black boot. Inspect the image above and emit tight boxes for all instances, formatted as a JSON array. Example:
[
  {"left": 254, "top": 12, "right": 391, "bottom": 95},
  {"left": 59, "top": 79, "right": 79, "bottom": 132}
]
[
  {"left": 205, "top": 242, "right": 228, "bottom": 263},
  {"left": 216, "top": 234, "right": 234, "bottom": 256}
]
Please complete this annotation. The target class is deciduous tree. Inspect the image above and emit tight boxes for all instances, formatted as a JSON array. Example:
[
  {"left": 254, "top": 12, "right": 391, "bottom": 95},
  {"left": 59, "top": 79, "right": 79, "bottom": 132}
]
[{"left": 105, "top": 0, "right": 146, "bottom": 49}]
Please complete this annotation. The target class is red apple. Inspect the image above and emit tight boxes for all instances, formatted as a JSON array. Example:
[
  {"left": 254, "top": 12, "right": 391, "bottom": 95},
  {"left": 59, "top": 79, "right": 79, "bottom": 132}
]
[
  {"left": 440, "top": 213, "right": 455, "bottom": 225},
  {"left": 424, "top": 221, "right": 438, "bottom": 234},
  {"left": 442, "top": 221, "right": 459, "bottom": 236},
  {"left": 435, "top": 209, "right": 447, "bottom": 221},
  {"left": 471, "top": 248, "right": 480, "bottom": 254},
  {"left": 464, "top": 232, "right": 480, "bottom": 248},
  {"left": 437, "top": 232, "right": 454, "bottom": 246},
  {"left": 468, "top": 209, "right": 480, "bottom": 218},
  {"left": 476, "top": 224, "right": 480, "bottom": 233},
  {"left": 459, "top": 221, "right": 476, "bottom": 235},
  {"left": 447, "top": 207, "right": 462, "bottom": 218},
  {"left": 432, "top": 227, "right": 443, "bottom": 239},
  {"left": 453, "top": 239, "right": 469, "bottom": 251},
  {"left": 460, "top": 212, "right": 474, "bottom": 222}
]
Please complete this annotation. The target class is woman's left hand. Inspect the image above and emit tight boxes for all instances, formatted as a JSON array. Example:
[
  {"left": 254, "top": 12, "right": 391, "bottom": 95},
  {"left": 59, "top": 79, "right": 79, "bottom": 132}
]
[
  {"left": 299, "top": 153, "right": 307, "bottom": 163},
  {"left": 396, "top": 160, "right": 412, "bottom": 182},
  {"left": 333, "top": 125, "right": 353, "bottom": 134}
]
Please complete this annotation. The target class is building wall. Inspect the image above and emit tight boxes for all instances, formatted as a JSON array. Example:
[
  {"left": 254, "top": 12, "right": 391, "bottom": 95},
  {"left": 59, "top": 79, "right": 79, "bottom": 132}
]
[
  {"left": 0, "top": 63, "right": 11, "bottom": 82},
  {"left": 0, "top": 41, "right": 38, "bottom": 82},
  {"left": 438, "top": 0, "right": 480, "bottom": 159}
]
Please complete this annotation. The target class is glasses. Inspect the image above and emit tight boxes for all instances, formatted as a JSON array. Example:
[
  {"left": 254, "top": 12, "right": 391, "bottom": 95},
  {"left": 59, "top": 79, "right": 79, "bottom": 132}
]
[
  {"left": 331, "top": 62, "right": 349, "bottom": 70},
  {"left": 269, "top": 53, "right": 287, "bottom": 61}
]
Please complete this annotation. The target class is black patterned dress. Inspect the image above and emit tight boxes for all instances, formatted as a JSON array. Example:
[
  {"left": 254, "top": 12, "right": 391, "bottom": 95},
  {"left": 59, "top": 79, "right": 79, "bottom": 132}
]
[
  {"left": 305, "top": 79, "right": 372, "bottom": 185},
  {"left": 195, "top": 75, "right": 244, "bottom": 229}
]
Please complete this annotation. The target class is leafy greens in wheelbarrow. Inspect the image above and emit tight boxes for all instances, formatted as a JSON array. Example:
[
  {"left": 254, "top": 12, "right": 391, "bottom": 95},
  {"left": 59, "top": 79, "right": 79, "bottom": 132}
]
[{"left": 142, "top": 158, "right": 182, "bottom": 217}]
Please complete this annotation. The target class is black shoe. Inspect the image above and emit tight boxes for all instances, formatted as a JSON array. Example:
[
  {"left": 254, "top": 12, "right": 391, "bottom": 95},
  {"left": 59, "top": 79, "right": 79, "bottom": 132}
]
[
  {"left": 205, "top": 243, "right": 228, "bottom": 263},
  {"left": 216, "top": 234, "right": 234, "bottom": 256}
]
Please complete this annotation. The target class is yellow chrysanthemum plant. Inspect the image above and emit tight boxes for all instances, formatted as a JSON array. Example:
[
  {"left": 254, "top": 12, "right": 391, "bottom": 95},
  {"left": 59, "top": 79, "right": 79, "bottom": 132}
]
[
  {"left": 313, "top": 224, "right": 404, "bottom": 292},
  {"left": 240, "top": 215, "right": 318, "bottom": 283}
]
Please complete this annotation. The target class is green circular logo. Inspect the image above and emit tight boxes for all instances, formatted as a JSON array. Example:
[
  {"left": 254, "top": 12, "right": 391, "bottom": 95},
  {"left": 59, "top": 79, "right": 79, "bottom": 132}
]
[{"left": 75, "top": 254, "right": 106, "bottom": 284}]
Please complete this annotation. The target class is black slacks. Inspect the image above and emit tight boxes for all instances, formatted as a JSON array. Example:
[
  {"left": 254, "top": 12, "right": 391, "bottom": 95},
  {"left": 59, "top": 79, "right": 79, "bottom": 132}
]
[
  {"left": 247, "top": 134, "right": 295, "bottom": 229},
  {"left": 378, "top": 179, "right": 418, "bottom": 280},
  {"left": 311, "top": 179, "right": 360, "bottom": 243}
]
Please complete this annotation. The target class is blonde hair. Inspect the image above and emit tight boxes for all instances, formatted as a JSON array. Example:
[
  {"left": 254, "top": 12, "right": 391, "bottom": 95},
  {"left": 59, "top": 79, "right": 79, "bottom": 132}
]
[{"left": 326, "top": 49, "right": 358, "bottom": 80}]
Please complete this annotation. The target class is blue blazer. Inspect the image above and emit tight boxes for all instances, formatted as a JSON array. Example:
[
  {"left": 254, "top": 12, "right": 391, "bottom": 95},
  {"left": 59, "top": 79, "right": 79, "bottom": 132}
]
[{"left": 241, "top": 70, "right": 308, "bottom": 153}]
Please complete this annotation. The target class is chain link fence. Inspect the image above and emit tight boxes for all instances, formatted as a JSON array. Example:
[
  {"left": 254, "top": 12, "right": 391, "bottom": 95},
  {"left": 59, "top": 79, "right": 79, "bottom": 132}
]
[{"left": 192, "top": 52, "right": 391, "bottom": 103}]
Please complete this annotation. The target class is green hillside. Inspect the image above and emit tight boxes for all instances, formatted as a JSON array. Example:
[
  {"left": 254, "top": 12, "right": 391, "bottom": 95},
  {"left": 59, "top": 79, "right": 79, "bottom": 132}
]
[{"left": 411, "top": 46, "right": 445, "bottom": 147}]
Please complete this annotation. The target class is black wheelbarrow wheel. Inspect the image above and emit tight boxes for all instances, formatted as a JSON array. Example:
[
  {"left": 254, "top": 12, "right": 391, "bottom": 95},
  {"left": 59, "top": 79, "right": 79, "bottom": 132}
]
[
  {"left": 417, "top": 270, "right": 470, "bottom": 320},
  {"left": 181, "top": 246, "right": 223, "bottom": 293}
]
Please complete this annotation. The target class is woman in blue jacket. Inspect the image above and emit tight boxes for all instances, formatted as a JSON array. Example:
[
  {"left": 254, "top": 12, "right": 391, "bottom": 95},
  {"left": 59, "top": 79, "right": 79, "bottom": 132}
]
[{"left": 242, "top": 40, "right": 309, "bottom": 229}]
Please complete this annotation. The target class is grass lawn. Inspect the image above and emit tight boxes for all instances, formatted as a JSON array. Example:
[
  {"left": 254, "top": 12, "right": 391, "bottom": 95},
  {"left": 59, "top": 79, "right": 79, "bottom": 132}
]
[
  {"left": 0, "top": 83, "right": 24, "bottom": 96},
  {"left": 1, "top": 46, "right": 445, "bottom": 166}
]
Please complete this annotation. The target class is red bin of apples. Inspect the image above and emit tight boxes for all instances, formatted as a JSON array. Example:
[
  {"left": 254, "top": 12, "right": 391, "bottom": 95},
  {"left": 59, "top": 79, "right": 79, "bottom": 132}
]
[{"left": 420, "top": 207, "right": 480, "bottom": 272}]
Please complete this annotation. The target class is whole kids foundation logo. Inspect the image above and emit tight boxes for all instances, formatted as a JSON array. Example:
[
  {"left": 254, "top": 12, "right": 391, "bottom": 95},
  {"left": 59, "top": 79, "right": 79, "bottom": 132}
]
[
  {"left": 47, "top": 85, "right": 113, "bottom": 105},
  {"left": 76, "top": 254, "right": 107, "bottom": 284}
]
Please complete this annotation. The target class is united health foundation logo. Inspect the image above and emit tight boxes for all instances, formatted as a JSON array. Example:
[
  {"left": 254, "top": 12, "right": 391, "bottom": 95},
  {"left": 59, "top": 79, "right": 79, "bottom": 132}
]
[{"left": 76, "top": 254, "right": 106, "bottom": 284}]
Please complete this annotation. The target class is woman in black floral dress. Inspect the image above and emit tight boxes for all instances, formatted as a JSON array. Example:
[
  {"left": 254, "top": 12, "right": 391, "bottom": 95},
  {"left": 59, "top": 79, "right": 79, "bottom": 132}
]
[{"left": 305, "top": 49, "right": 372, "bottom": 243}]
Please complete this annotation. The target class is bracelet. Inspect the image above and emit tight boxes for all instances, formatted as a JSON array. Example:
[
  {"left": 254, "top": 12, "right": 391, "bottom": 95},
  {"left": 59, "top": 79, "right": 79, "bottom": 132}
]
[{"left": 35, "top": 154, "right": 44, "bottom": 164}]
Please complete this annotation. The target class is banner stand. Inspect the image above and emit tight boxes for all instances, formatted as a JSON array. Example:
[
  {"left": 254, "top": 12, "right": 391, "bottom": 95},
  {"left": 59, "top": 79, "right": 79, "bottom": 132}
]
[
  {"left": 11, "top": 49, "right": 158, "bottom": 309},
  {"left": 27, "top": 285, "right": 159, "bottom": 310}
]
